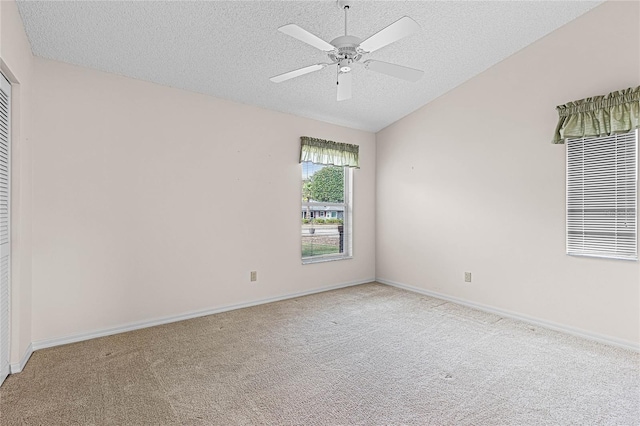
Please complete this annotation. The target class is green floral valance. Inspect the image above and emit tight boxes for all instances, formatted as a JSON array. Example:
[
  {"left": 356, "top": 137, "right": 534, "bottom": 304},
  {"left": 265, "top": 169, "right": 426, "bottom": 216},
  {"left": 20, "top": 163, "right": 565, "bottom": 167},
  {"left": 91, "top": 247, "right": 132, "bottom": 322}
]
[
  {"left": 300, "top": 136, "right": 359, "bottom": 168},
  {"left": 553, "top": 86, "right": 640, "bottom": 144}
]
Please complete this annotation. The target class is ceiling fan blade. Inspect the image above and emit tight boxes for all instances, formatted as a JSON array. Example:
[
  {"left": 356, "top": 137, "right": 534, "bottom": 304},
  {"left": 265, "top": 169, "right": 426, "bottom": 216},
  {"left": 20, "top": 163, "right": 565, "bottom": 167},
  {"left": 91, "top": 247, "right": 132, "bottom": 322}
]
[
  {"left": 364, "top": 60, "right": 424, "bottom": 82},
  {"left": 337, "top": 72, "right": 352, "bottom": 101},
  {"left": 278, "top": 24, "right": 335, "bottom": 52},
  {"left": 270, "top": 64, "right": 326, "bottom": 83},
  {"left": 359, "top": 16, "right": 420, "bottom": 53}
]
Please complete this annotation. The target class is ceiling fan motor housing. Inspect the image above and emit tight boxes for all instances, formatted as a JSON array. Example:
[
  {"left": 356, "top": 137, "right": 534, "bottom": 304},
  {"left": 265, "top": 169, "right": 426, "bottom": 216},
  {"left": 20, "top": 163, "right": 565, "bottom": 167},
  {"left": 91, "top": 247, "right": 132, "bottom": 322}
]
[{"left": 328, "top": 35, "right": 363, "bottom": 64}]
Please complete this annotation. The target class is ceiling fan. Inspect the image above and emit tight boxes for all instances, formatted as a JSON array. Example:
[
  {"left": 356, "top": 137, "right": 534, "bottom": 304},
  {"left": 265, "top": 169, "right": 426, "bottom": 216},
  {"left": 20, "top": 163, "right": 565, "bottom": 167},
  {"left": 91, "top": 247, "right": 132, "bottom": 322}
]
[{"left": 270, "top": 0, "right": 424, "bottom": 101}]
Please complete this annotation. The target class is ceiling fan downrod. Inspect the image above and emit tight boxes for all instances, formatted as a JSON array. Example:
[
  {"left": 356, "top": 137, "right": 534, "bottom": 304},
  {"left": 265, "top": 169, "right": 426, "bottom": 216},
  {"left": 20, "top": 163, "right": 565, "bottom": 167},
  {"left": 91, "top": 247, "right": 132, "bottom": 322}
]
[{"left": 343, "top": 2, "right": 349, "bottom": 36}]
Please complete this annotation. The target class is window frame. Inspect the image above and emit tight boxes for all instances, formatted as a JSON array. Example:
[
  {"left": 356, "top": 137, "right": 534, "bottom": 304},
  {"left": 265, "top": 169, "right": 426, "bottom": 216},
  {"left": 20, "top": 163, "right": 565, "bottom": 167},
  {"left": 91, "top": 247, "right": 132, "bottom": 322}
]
[{"left": 301, "top": 163, "right": 352, "bottom": 264}]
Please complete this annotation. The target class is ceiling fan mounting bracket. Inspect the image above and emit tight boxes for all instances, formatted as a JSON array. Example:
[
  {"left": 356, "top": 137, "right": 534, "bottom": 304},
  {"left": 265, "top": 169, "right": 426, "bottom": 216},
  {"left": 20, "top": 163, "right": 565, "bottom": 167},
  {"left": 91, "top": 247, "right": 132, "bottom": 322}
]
[{"left": 337, "top": 1, "right": 352, "bottom": 11}]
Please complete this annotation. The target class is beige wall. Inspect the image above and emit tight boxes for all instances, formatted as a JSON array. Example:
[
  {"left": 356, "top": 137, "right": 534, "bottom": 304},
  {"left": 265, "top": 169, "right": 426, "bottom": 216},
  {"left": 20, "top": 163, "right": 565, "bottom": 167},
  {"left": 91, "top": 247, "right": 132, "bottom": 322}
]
[
  {"left": 30, "top": 58, "right": 376, "bottom": 343},
  {"left": 2, "top": 0, "right": 638, "bottom": 358},
  {"left": 1, "top": 0, "right": 34, "bottom": 364},
  {"left": 376, "top": 1, "right": 640, "bottom": 346}
]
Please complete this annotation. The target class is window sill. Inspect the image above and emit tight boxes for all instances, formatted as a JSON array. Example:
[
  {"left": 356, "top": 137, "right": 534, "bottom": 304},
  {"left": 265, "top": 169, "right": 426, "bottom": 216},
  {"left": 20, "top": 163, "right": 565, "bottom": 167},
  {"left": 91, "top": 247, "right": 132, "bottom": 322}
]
[
  {"left": 302, "top": 255, "right": 352, "bottom": 265},
  {"left": 567, "top": 252, "right": 638, "bottom": 261}
]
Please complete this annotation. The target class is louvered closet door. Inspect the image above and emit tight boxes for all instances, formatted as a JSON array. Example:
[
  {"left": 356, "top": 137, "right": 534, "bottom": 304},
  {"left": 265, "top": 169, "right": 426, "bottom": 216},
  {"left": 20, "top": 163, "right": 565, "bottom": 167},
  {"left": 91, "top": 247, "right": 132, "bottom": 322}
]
[{"left": 0, "top": 73, "right": 11, "bottom": 387}]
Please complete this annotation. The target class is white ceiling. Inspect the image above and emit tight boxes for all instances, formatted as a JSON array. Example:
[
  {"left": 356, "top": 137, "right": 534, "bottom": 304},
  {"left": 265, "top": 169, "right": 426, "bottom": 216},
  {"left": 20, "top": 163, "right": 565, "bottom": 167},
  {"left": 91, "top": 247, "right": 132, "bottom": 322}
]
[{"left": 16, "top": 0, "right": 602, "bottom": 132}]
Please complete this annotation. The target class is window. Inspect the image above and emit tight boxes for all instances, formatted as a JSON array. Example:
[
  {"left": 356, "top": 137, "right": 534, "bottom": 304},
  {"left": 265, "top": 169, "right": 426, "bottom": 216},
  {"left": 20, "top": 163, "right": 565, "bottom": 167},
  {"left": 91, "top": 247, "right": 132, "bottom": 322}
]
[
  {"left": 301, "top": 161, "right": 351, "bottom": 263},
  {"left": 566, "top": 130, "right": 638, "bottom": 260},
  {"left": 0, "top": 73, "right": 11, "bottom": 386}
]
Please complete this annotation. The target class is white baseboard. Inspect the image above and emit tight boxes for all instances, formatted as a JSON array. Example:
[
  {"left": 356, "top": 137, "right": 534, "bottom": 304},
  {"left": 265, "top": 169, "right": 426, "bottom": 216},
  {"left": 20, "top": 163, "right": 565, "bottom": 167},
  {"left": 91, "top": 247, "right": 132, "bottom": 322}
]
[
  {"left": 10, "top": 342, "right": 33, "bottom": 373},
  {"left": 32, "top": 278, "right": 374, "bottom": 352},
  {"left": 377, "top": 278, "right": 640, "bottom": 353}
]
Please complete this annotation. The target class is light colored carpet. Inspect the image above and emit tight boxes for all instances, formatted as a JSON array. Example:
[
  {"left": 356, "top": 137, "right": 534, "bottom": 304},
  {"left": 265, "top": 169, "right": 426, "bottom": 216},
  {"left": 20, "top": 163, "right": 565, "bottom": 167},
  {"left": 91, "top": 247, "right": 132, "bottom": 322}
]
[{"left": 0, "top": 282, "right": 638, "bottom": 425}]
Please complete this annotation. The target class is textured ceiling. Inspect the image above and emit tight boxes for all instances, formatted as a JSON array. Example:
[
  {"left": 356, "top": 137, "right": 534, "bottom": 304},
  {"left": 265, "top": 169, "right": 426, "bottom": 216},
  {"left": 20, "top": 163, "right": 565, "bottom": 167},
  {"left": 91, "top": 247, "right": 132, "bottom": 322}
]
[{"left": 16, "top": 0, "right": 602, "bottom": 132}]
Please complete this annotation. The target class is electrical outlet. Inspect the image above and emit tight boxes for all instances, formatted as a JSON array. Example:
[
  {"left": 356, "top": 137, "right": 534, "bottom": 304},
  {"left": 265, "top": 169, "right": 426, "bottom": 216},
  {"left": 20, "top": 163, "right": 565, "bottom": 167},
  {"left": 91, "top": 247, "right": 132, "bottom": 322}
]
[
  {"left": 250, "top": 271, "right": 257, "bottom": 282},
  {"left": 464, "top": 272, "right": 472, "bottom": 283}
]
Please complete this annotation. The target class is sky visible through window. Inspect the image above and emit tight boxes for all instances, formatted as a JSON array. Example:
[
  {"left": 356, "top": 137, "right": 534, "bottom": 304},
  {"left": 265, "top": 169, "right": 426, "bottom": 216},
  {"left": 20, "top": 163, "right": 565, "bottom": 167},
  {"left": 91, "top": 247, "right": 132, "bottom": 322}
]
[{"left": 302, "top": 161, "right": 325, "bottom": 179}]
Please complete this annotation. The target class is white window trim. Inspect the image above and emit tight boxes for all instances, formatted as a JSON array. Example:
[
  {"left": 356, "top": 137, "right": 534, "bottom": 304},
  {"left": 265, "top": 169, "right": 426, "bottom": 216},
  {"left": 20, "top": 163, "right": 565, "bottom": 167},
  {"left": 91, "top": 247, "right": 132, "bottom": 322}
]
[{"left": 302, "top": 166, "right": 352, "bottom": 264}]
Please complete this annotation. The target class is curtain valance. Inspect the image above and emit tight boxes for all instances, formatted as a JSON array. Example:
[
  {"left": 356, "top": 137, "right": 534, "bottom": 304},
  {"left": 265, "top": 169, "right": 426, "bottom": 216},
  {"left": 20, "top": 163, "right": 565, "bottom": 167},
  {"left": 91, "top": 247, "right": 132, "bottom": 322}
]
[
  {"left": 552, "top": 86, "right": 639, "bottom": 144},
  {"left": 300, "top": 136, "right": 360, "bottom": 168}
]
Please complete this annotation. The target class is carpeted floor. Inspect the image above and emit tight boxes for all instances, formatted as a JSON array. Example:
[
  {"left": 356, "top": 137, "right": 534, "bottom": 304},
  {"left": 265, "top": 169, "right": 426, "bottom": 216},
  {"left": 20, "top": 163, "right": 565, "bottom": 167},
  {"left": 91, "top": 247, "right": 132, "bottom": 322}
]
[{"left": 0, "top": 282, "right": 638, "bottom": 425}]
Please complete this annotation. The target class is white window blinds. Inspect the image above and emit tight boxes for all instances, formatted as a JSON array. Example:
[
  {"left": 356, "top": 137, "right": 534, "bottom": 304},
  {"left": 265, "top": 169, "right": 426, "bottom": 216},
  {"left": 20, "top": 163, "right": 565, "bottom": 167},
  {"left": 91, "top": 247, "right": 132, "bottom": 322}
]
[
  {"left": 0, "top": 73, "right": 10, "bottom": 386},
  {"left": 566, "top": 130, "right": 638, "bottom": 260}
]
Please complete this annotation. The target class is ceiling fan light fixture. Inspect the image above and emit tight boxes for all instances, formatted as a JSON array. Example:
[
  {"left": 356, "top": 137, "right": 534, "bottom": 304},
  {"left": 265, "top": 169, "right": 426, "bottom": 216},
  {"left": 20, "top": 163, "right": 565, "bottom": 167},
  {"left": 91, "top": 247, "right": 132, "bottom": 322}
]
[{"left": 339, "top": 59, "right": 352, "bottom": 73}]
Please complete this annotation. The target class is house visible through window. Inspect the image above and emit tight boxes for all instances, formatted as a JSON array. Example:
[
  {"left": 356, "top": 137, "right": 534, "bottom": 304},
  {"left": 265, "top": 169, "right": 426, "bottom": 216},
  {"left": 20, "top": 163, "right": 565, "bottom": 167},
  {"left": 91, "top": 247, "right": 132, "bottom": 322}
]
[
  {"left": 301, "top": 161, "right": 351, "bottom": 262},
  {"left": 566, "top": 130, "right": 638, "bottom": 260}
]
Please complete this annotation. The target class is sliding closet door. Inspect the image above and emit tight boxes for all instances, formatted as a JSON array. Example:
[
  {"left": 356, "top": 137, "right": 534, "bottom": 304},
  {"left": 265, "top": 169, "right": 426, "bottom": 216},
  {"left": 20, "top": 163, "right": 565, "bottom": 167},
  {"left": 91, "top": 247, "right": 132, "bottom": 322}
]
[{"left": 0, "top": 73, "right": 11, "bottom": 386}]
